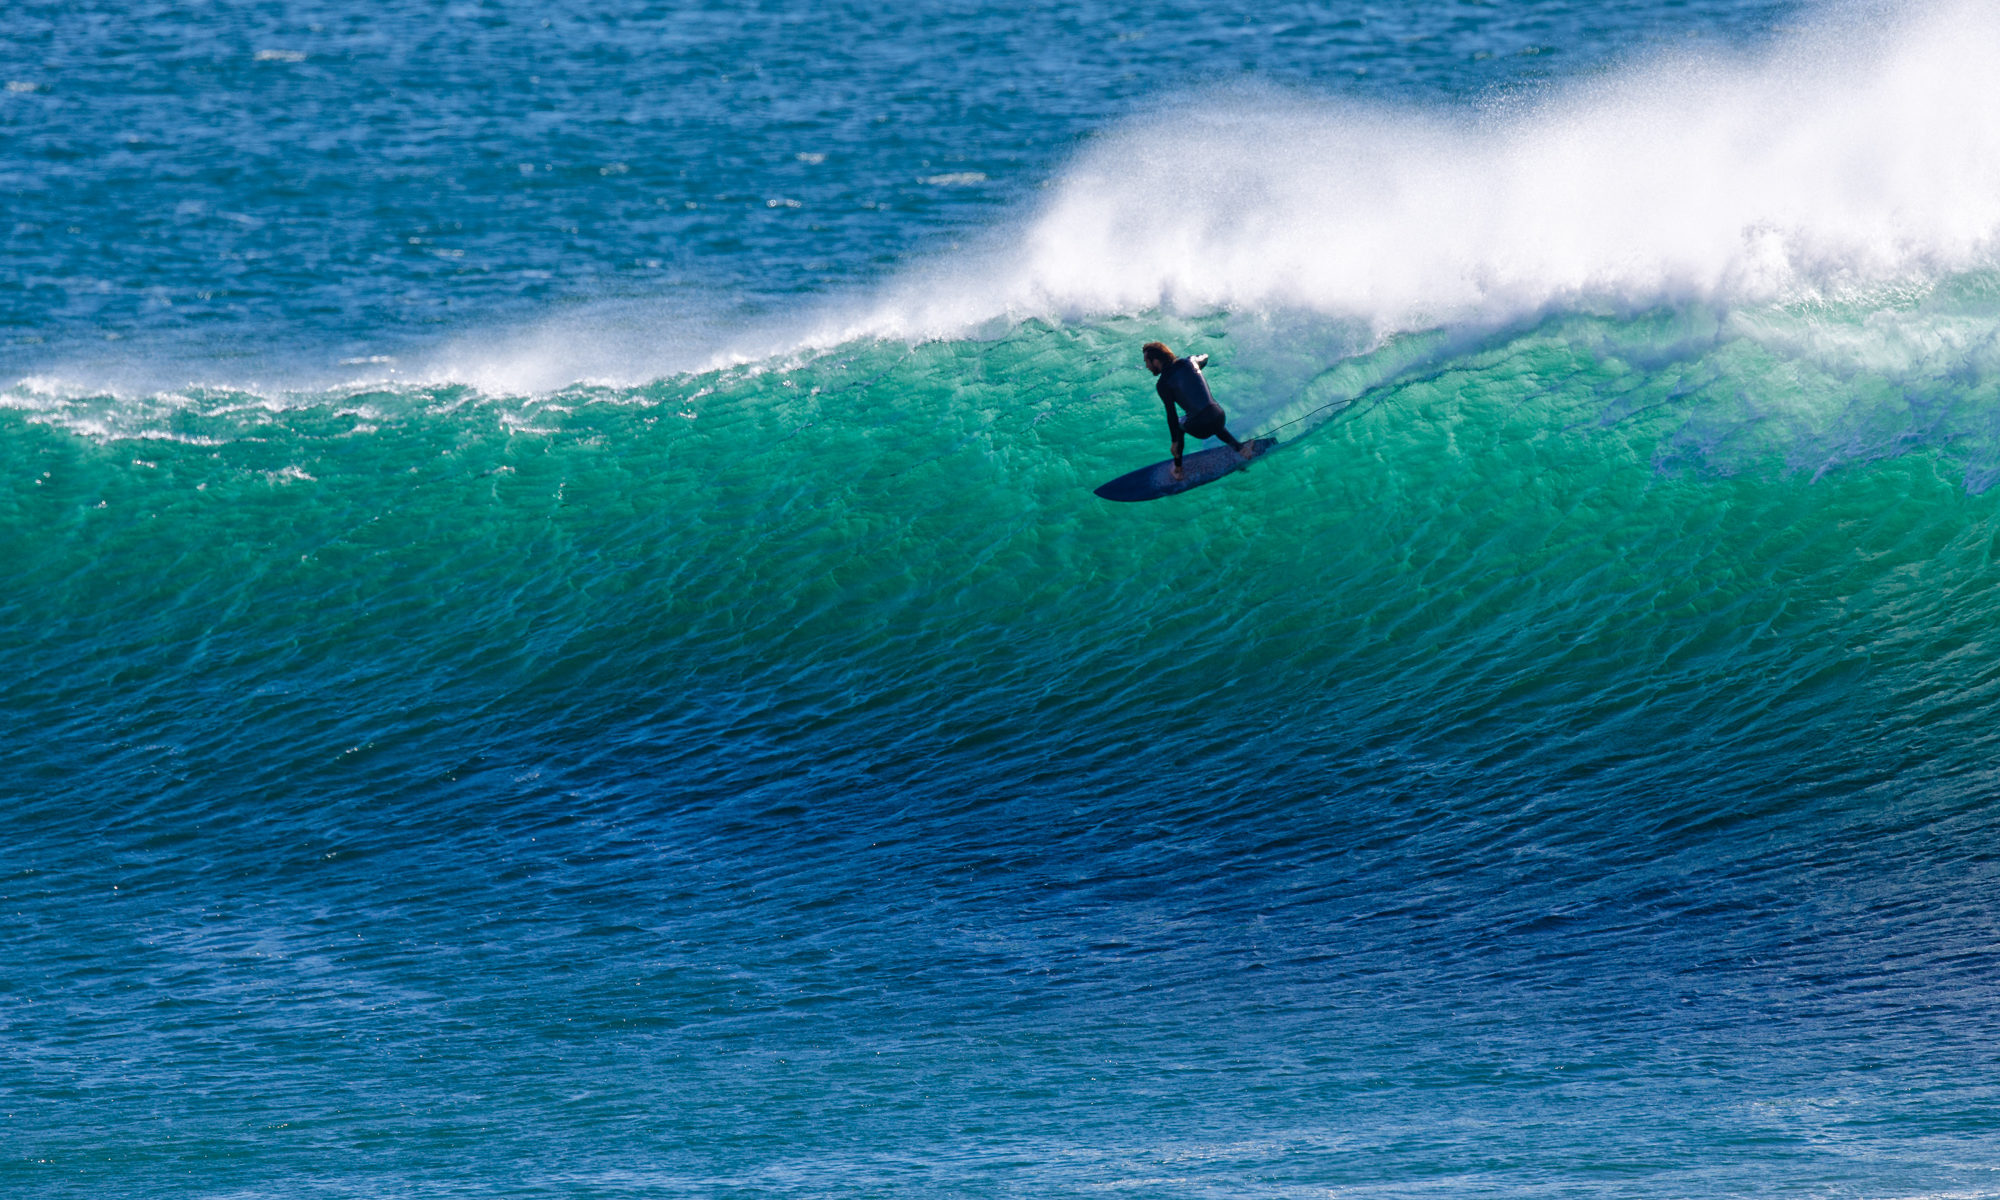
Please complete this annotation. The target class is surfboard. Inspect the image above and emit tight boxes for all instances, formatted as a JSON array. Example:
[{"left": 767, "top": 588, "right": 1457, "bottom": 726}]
[{"left": 1093, "top": 437, "right": 1278, "bottom": 502}]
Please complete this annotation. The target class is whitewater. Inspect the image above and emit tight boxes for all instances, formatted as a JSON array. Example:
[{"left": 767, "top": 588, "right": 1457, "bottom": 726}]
[
  {"left": 8, "top": 1, "right": 2000, "bottom": 1197},
  {"left": 384, "top": 0, "right": 2000, "bottom": 393}
]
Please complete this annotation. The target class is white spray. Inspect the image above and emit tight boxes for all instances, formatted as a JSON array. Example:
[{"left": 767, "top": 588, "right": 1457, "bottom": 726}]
[{"left": 816, "top": 0, "right": 2000, "bottom": 347}]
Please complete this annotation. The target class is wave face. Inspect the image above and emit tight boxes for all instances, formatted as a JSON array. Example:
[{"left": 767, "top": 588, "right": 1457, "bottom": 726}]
[{"left": 13, "top": 2, "right": 2000, "bottom": 1198}]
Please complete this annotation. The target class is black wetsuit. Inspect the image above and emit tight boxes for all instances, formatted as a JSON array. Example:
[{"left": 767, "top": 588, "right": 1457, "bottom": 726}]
[{"left": 1156, "top": 354, "right": 1230, "bottom": 442}]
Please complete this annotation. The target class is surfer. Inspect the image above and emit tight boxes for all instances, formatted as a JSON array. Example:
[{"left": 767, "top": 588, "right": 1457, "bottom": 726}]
[{"left": 1144, "top": 341, "right": 1251, "bottom": 480}]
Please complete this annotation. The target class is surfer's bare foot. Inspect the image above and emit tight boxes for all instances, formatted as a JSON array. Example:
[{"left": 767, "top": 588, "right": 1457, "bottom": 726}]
[{"left": 1236, "top": 442, "right": 1258, "bottom": 459}]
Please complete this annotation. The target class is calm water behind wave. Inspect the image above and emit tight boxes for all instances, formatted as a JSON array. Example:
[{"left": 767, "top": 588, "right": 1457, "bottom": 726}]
[{"left": 4, "top": 0, "right": 1792, "bottom": 380}]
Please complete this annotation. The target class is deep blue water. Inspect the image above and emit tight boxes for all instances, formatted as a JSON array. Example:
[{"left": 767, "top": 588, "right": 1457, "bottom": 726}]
[{"left": 11, "top": 1, "right": 2000, "bottom": 1196}]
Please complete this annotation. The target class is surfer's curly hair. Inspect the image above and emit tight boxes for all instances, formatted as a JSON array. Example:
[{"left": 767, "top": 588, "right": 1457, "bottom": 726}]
[{"left": 1142, "top": 341, "right": 1175, "bottom": 368}]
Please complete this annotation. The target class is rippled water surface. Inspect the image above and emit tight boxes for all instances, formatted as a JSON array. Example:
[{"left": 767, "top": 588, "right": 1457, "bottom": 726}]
[{"left": 11, "top": 1, "right": 2000, "bottom": 1197}]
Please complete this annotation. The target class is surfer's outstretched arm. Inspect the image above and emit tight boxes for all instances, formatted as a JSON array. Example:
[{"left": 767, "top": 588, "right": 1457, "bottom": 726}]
[{"left": 1164, "top": 397, "right": 1185, "bottom": 470}]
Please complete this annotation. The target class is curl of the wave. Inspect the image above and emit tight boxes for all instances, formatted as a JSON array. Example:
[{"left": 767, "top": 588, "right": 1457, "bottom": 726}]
[
  {"left": 827, "top": 0, "right": 2000, "bottom": 345},
  {"left": 44, "top": 0, "right": 2000, "bottom": 398}
]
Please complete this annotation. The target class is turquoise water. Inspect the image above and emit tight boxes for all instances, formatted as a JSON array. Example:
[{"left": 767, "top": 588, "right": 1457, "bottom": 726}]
[{"left": 11, "top": 2, "right": 2000, "bottom": 1196}]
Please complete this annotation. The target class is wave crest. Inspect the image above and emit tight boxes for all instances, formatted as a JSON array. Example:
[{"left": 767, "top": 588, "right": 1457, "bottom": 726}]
[{"left": 828, "top": 1, "right": 2000, "bottom": 344}]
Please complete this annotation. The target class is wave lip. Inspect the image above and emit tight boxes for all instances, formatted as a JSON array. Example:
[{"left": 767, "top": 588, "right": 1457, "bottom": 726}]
[
  {"left": 17, "top": 4, "right": 2000, "bottom": 398},
  {"left": 826, "top": 1, "right": 2000, "bottom": 346}
]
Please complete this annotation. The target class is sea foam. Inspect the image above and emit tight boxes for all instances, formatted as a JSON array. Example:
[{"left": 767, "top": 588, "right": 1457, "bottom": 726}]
[
  {"left": 22, "top": 2, "right": 2000, "bottom": 399},
  {"left": 814, "top": 1, "right": 2000, "bottom": 347}
]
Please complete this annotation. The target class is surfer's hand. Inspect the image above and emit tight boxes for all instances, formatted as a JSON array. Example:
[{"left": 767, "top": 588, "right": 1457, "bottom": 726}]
[{"left": 1170, "top": 461, "right": 1184, "bottom": 481}]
